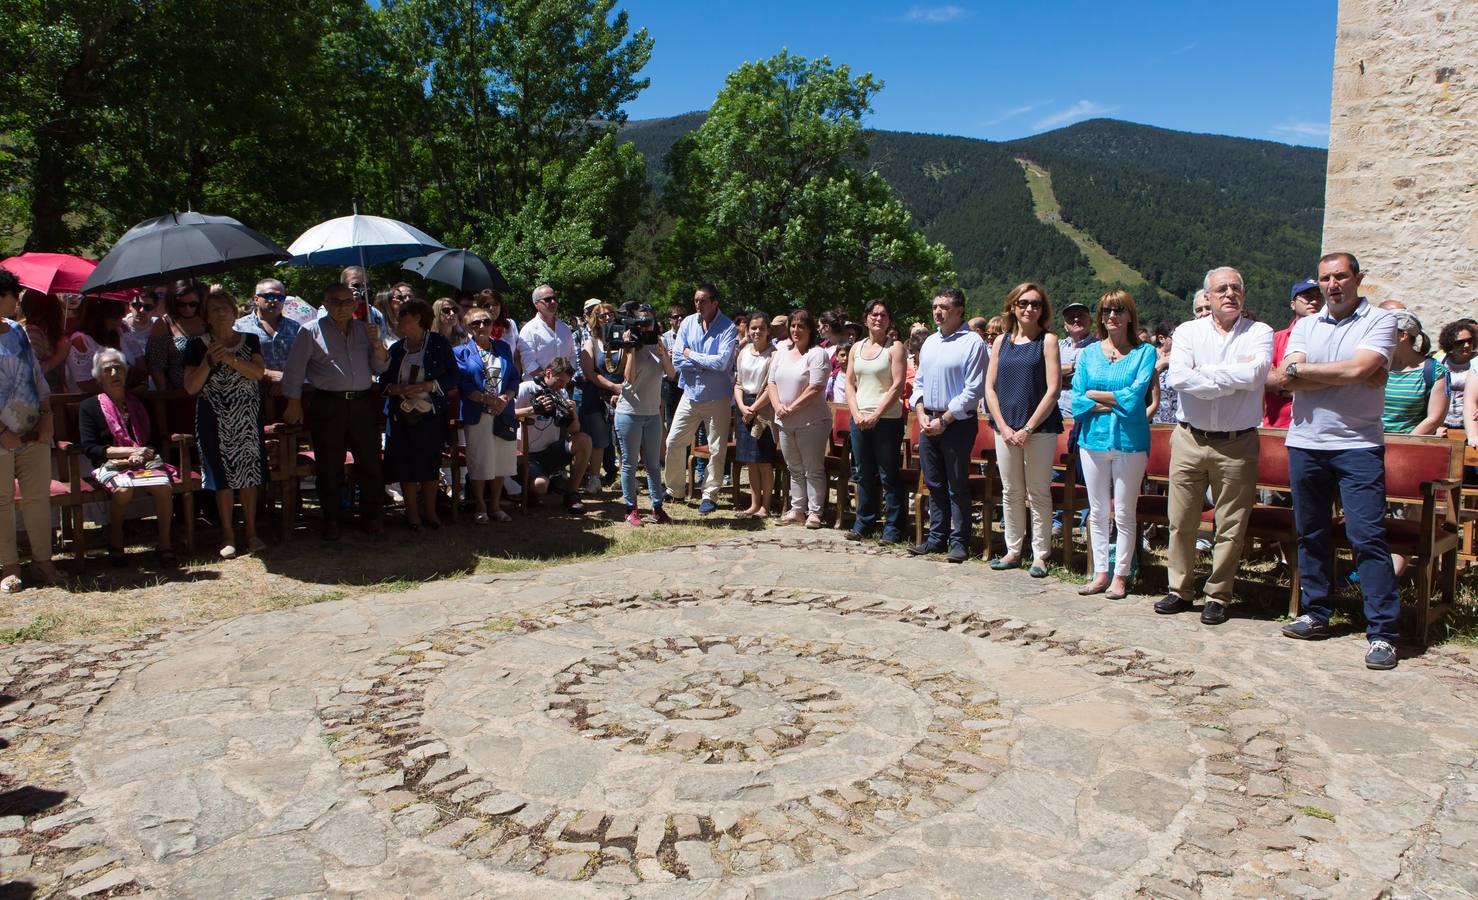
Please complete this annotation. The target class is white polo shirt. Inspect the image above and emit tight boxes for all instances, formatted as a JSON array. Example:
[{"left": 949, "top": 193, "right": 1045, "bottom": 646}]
[{"left": 1285, "top": 300, "right": 1396, "bottom": 451}]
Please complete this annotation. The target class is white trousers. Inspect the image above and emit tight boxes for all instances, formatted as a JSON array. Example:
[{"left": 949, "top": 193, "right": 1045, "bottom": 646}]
[
  {"left": 662, "top": 395, "right": 732, "bottom": 502},
  {"left": 995, "top": 432, "right": 1056, "bottom": 561},
  {"left": 778, "top": 421, "right": 829, "bottom": 515},
  {"left": 1079, "top": 447, "right": 1148, "bottom": 577}
]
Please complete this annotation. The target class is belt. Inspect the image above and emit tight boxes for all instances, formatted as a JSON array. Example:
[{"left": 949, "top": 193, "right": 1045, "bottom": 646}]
[
  {"left": 1181, "top": 423, "right": 1256, "bottom": 441},
  {"left": 317, "top": 389, "right": 373, "bottom": 400},
  {"left": 923, "top": 408, "right": 975, "bottom": 419}
]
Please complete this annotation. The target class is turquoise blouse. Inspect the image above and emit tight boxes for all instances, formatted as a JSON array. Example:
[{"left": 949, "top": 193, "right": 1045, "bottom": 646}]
[{"left": 1069, "top": 342, "right": 1157, "bottom": 453}]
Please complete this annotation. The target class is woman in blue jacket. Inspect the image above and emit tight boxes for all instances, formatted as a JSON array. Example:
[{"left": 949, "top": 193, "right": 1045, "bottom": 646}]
[
  {"left": 1071, "top": 290, "right": 1157, "bottom": 599},
  {"left": 455, "top": 308, "right": 520, "bottom": 523},
  {"left": 380, "top": 299, "right": 460, "bottom": 530}
]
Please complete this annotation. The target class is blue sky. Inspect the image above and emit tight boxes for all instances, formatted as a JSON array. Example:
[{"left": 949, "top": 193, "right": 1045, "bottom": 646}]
[{"left": 620, "top": 1, "right": 1337, "bottom": 147}]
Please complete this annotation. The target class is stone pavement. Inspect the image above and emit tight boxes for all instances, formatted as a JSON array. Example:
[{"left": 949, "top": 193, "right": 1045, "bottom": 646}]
[{"left": 2, "top": 532, "right": 1476, "bottom": 899}]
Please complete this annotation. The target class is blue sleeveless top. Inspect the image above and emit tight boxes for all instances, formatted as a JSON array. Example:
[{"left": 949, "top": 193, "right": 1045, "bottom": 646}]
[{"left": 993, "top": 335, "right": 1063, "bottom": 433}]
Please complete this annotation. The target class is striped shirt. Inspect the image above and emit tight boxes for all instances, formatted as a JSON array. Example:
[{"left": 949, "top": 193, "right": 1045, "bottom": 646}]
[{"left": 1381, "top": 359, "right": 1447, "bottom": 433}]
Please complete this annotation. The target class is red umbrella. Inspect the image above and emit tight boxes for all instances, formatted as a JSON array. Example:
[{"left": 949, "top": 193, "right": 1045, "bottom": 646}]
[{"left": 1, "top": 253, "right": 132, "bottom": 300}]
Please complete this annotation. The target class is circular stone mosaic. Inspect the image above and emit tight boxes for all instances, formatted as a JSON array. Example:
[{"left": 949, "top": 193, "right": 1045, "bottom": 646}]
[{"left": 315, "top": 581, "right": 1341, "bottom": 890}]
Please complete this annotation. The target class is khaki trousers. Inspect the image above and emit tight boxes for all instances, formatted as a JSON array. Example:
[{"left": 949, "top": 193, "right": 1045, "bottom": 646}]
[
  {"left": 1166, "top": 425, "right": 1258, "bottom": 602},
  {"left": 0, "top": 441, "right": 53, "bottom": 567}
]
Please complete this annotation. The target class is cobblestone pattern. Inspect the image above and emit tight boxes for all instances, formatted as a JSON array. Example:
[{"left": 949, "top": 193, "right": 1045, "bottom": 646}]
[
  {"left": 321, "top": 608, "right": 1014, "bottom": 884},
  {"left": 0, "top": 634, "right": 165, "bottom": 897},
  {"left": 311, "top": 576, "right": 1380, "bottom": 896}
]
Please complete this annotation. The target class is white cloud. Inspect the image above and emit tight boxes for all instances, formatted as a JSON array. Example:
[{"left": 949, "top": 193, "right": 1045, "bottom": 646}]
[
  {"left": 906, "top": 5, "right": 967, "bottom": 23},
  {"left": 1170, "top": 42, "right": 1198, "bottom": 55},
  {"left": 983, "top": 101, "right": 1049, "bottom": 127},
  {"left": 1270, "top": 120, "right": 1328, "bottom": 141},
  {"left": 1032, "top": 100, "right": 1116, "bottom": 131}
]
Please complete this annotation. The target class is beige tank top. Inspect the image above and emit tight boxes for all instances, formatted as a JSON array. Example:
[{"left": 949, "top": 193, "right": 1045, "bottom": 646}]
[{"left": 852, "top": 340, "right": 902, "bottom": 419}]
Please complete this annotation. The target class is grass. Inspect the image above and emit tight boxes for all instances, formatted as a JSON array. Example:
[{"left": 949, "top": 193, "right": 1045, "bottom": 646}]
[
  {"left": 1017, "top": 158, "right": 1149, "bottom": 287},
  {"left": 0, "top": 615, "right": 61, "bottom": 644}
]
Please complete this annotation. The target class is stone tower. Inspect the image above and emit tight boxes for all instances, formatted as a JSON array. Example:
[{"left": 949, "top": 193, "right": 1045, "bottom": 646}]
[{"left": 1324, "top": 1, "right": 1475, "bottom": 327}]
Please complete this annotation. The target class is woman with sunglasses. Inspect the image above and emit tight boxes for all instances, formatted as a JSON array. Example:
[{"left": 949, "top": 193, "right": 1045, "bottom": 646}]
[
  {"left": 432, "top": 298, "right": 470, "bottom": 349},
  {"left": 456, "top": 308, "right": 520, "bottom": 522},
  {"left": 984, "top": 283, "right": 1063, "bottom": 576},
  {"left": 146, "top": 279, "right": 207, "bottom": 390},
  {"left": 1438, "top": 318, "right": 1476, "bottom": 436},
  {"left": 475, "top": 289, "right": 526, "bottom": 373},
  {"left": 1070, "top": 290, "right": 1156, "bottom": 599}
]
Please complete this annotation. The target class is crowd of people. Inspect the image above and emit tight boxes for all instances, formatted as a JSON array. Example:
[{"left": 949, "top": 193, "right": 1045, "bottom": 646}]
[{"left": 0, "top": 251, "right": 1465, "bottom": 669}]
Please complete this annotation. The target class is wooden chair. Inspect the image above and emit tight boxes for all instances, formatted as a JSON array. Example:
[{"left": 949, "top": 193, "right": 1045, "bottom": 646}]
[
  {"left": 1050, "top": 428, "right": 1087, "bottom": 571},
  {"left": 686, "top": 418, "right": 740, "bottom": 507},
  {"left": 1341, "top": 433, "right": 1463, "bottom": 646},
  {"left": 823, "top": 404, "right": 853, "bottom": 526},
  {"left": 911, "top": 418, "right": 997, "bottom": 556}
]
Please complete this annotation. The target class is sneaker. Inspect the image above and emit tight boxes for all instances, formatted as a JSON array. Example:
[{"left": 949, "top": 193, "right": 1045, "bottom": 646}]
[
  {"left": 697, "top": 499, "right": 718, "bottom": 515},
  {"left": 650, "top": 505, "right": 673, "bottom": 525},
  {"left": 624, "top": 509, "right": 644, "bottom": 527},
  {"left": 1280, "top": 614, "right": 1331, "bottom": 640},
  {"left": 805, "top": 513, "right": 823, "bottom": 529},
  {"left": 219, "top": 544, "right": 238, "bottom": 560},
  {"left": 1195, "top": 536, "right": 1213, "bottom": 553},
  {"left": 1365, "top": 639, "right": 1398, "bottom": 670},
  {"left": 1154, "top": 594, "right": 1193, "bottom": 615},
  {"left": 781, "top": 510, "right": 803, "bottom": 525},
  {"left": 1200, "top": 599, "right": 1228, "bottom": 626},
  {"left": 1051, "top": 520, "right": 1063, "bottom": 538}
]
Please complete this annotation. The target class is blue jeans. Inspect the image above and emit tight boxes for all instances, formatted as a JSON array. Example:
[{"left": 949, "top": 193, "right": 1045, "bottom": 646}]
[
  {"left": 919, "top": 416, "right": 978, "bottom": 551},
  {"left": 1289, "top": 445, "right": 1400, "bottom": 643},
  {"left": 615, "top": 412, "right": 664, "bottom": 510},
  {"left": 850, "top": 417, "right": 906, "bottom": 541}
]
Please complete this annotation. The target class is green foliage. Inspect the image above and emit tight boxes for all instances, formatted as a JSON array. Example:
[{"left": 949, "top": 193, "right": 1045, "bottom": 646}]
[{"left": 656, "top": 52, "right": 953, "bottom": 323}]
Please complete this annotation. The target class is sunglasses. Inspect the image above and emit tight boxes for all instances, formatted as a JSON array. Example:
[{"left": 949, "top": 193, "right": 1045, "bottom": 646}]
[
  {"left": 1453, "top": 338, "right": 1475, "bottom": 348},
  {"left": 1014, "top": 300, "right": 1044, "bottom": 309},
  {"left": 257, "top": 292, "right": 286, "bottom": 304},
  {"left": 1100, "top": 306, "right": 1127, "bottom": 316},
  {"left": 468, "top": 319, "right": 493, "bottom": 327},
  {"left": 439, "top": 308, "right": 458, "bottom": 316},
  {"left": 130, "top": 300, "right": 155, "bottom": 310},
  {"left": 176, "top": 300, "right": 201, "bottom": 310}
]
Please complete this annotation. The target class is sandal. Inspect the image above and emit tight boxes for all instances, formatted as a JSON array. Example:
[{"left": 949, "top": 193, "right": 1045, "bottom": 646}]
[{"left": 490, "top": 510, "right": 512, "bottom": 523}]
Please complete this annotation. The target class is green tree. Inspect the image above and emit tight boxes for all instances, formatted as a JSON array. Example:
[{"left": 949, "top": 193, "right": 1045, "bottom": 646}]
[{"left": 658, "top": 51, "right": 953, "bottom": 319}]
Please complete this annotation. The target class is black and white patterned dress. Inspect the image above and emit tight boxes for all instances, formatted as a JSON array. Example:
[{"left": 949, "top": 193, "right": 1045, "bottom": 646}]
[{"left": 183, "top": 334, "right": 266, "bottom": 490}]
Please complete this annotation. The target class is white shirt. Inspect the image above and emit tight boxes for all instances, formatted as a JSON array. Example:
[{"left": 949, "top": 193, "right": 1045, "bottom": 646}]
[
  {"left": 1167, "top": 314, "right": 1275, "bottom": 432},
  {"left": 518, "top": 316, "right": 574, "bottom": 376}
]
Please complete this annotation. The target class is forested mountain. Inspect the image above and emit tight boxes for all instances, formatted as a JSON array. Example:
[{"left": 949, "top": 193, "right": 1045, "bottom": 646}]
[{"left": 619, "top": 114, "right": 1326, "bottom": 326}]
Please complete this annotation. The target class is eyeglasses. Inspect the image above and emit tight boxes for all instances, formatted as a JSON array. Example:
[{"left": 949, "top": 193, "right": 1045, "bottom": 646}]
[
  {"left": 256, "top": 292, "right": 285, "bottom": 304},
  {"left": 1100, "top": 306, "right": 1127, "bottom": 316},
  {"left": 1014, "top": 300, "right": 1044, "bottom": 309}
]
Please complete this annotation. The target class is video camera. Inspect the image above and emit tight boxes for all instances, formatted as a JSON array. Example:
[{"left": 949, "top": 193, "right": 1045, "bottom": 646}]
[{"left": 602, "top": 302, "right": 661, "bottom": 349}]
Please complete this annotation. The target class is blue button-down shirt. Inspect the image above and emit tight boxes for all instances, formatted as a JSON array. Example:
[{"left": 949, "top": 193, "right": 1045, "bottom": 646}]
[
  {"left": 234, "top": 312, "right": 302, "bottom": 372},
  {"left": 910, "top": 324, "right": 987, "bottom": 420},
  {"left": 671, "top": 311, "right": 738, "bottom": 403},
  {"left": 281, "top": 311, "right": 389, "bottom": 399}
]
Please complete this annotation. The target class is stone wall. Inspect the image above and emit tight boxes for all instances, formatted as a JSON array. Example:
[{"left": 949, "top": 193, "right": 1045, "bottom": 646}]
[{"left": 1324, "top": 0, "right": 1476, "bottom": 328}]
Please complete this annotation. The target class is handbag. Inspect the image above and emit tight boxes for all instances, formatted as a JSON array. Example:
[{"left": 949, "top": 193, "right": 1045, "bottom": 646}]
[{"left": 492, "top": 414, "right": 517, "bottom": 441}]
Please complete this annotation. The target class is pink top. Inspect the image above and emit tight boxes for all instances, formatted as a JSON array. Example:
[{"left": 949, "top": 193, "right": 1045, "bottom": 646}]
[{"left": 768, "top": 345, "right": 830, "bottom": 429}]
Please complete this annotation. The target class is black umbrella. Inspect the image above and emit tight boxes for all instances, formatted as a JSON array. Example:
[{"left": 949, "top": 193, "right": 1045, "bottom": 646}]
[
  {"left": 81, "top": 212, "right": 290, "bottom": 294},
  {"left": 402, "top": 248, "right": 512, "bottom": 294}
]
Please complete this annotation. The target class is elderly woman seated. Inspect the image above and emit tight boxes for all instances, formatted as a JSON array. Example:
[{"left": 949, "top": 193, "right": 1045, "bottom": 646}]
[{"left": 77, "top": 348, "right": 177, "bottom": 566}]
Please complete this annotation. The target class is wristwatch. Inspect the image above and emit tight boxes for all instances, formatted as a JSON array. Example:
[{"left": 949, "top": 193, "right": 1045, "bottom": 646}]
[{"left": 1286, "top": 362, "right": 1300, "bottom": 378}]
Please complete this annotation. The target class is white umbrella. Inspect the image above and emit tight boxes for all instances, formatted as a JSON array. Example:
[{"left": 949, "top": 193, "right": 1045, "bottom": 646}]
[{"left": 283, "top": 213, "right": 446, "bottom": 268}]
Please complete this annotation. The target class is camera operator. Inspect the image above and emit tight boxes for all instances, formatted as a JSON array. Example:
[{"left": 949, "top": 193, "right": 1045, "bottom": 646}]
[
  {"left": 514, "top": 357, "right": 592, "bottom": 512},
  {"left": 612, "top": 303, "right": 677, "bottom": 526}
]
